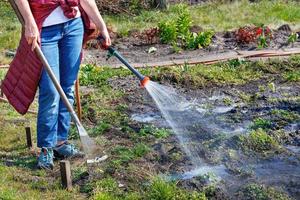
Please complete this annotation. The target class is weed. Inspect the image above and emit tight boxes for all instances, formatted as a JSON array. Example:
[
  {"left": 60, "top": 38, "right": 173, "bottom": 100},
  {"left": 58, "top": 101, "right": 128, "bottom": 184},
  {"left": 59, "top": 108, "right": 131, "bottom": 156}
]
[
  {"left": 146, "top": 178, "right": 207, "bottom": 200},
  {"left": 95, "top": 177, "right": 120, "bottom": 193},
  {"left": 139, "top": 125, "right": 171, "bottom": 139},
  {"left": 236, "top": 183, "right": 291, "bottom": 200},
  {"left": 112, "top": 143, "right": 150, "bottom": 165},
  {"left": 223, "top": 97, "right": 233, "bottom": 106},
  {"left": 235, "top": 25, "right": 272, "bottom": 48},
  {"left": 158, "top": 4, "right": 213, "bottom": 49},
  {"left": 283, "top": 70, "right": 300, "bottom": 82},
  {"left": 250, "top": 118, "right": 272, "bottom": 130},
  {"left": 287, "top": 32, "right": 298, "bottom": 45},
  {"left": 93, "top": 192, "right": 117, "bottom": 200},
  {"left": 91, "top": 121, "right": 112, "bottom": 137},
  {"left": 267, "top": 82, "right": 276, "bottom": 92},
  {"left": 132, "top": 143, "right": 150, "bottom": 157},
  {"left": 271, "top": 109, "right": 300, "bottom": 122},
  {"left": 158, "top": 21, "right": 177, "bottom": 44},
  {"left": 246, "top": 129, "right": 278, "bottom": 152}
]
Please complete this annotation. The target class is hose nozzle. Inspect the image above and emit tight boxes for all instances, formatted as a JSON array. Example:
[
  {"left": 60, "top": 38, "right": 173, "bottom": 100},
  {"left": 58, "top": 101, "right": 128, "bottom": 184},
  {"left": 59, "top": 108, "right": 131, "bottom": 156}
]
[{"left": 140, "top": 76, "right": 150, "bottom": 88}]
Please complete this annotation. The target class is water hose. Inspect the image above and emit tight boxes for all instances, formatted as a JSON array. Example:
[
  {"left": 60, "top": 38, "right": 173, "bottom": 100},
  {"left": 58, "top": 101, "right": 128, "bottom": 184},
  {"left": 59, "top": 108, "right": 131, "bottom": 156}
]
[{"left": 97, "top": 36, "right": 150, "bottom": 87}]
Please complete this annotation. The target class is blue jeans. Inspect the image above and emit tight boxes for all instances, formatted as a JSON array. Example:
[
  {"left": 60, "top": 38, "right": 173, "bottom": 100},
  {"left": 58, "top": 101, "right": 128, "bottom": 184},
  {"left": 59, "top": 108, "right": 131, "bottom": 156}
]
[{"left": 37, "top": 18, "right": 83, "bottom": 148}]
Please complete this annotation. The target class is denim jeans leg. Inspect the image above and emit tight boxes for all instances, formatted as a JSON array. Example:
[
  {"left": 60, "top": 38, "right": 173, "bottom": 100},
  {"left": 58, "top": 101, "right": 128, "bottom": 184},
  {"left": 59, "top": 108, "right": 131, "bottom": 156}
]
[
  {"left": 37, "top": 25, "right": 63, "bottom": 148},
  {"left": 57, "top": 18, "right": 84, "bottom": 143}
]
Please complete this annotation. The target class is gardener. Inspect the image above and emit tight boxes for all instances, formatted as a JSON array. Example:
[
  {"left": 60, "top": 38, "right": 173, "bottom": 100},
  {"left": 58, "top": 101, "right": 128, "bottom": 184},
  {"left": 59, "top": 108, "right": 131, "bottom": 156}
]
[{"left": 3, "top": 0, "right": 111, "bottom": 169}]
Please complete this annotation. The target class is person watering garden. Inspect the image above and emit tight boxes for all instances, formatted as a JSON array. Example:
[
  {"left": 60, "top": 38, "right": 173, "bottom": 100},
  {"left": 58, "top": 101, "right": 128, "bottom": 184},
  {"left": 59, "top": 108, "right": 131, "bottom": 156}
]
[{"left": 1, "top": 0, "right": 111, "bottom": 169}]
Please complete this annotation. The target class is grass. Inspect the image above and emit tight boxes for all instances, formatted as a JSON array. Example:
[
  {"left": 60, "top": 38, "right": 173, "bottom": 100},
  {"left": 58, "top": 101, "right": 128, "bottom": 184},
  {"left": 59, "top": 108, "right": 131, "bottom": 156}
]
[
  {"left": 104, "top": 0, "right": 300, "bottom": 35},
  {"left": 283, "top": 70, "right": 300, "bottom": 82},
  {"left": 111, "top": 143, "right": 150, "bottom": 166},
  {"left": 0, "top": 1, "right": 21, "bottom": 64},
  {"left": 150, "top": 56, "right": 300, "bottom": 88}
]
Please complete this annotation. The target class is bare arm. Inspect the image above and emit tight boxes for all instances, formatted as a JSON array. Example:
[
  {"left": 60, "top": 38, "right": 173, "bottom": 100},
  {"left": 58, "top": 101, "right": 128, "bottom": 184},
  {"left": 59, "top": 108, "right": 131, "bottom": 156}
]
[
  {"left": 80, "top": 0, "right": 111, "bottom": 46},
  {"left": 15, "top": 0, "right": 40, "bottom": 50}
]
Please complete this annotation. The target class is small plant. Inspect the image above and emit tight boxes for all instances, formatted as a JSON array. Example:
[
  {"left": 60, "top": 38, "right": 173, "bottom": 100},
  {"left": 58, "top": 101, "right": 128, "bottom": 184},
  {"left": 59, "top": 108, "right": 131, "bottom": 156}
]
[
  {"left": 91, "top": 121, "right": 111, "bottom": 137},
  {"left": 186, "top": 31, "right": 214, "bottom": 49},
  {"left": 283, "top": 70, "right": 300, "bottom": 82},
  {"left": 250, "top": 118, "right": 272, "bottom": 130},
  {"left": 247, "top": 129, "right": 277, "bottom": 152},
  {"left": 267, "top": 82, "right": 276, "bottom": 93},
  {"left": 139, "top": 125, "right": 171, "bottom": 138},
  {"left": 146, "top": 178, "right": 207, "bottom": 200},
  {"left": 237, "top": 183, "right": 291, "bottom": 200},
  {"left": 256, "top": 26, "right": 272, "bottom": 48},
  {"left": 288, "top": 32, "right": 298, "bottom": 45},
  {"left": 158, "top": 5, "right": 213, "bottom": 49},
  {"left": 112, "top": 143, "right": 150, "bottom": 165},
  {"left": 158, "top": 21, "right": 177, "bottom": 44},
  {"left": 132, "top": 143, "right": 150, "bottom": 157},
  {"left": 235, "top": 26, "right": 257, "bottom": 44},
  {"left": 235, "top": 25, "right": 272, "bottom": 48}
]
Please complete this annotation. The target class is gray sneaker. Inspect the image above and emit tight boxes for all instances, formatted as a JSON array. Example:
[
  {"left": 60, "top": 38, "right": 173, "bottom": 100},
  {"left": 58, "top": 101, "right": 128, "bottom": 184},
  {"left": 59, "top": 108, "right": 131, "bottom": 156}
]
[
  {"left": 37, "top": 147, "right": 54, "bottom": 170},
  {"left": 53, "top": 141, "right": 85, "bottom": 159}
]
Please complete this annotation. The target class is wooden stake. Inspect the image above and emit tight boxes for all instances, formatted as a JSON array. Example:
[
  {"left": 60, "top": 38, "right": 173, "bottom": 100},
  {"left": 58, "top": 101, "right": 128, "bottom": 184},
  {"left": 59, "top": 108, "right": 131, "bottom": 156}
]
[
  {"left": 0, "top": 80, "right": 3, "bottom": 97},
  {"left": 75, "top": 78, "right": 82, "bottom": 121},
  {"left": 25, "top": 127, "right": 33, "bottom": 148},
  {"left": 60, "top": 160, "right": 72, "bottom": 190}
]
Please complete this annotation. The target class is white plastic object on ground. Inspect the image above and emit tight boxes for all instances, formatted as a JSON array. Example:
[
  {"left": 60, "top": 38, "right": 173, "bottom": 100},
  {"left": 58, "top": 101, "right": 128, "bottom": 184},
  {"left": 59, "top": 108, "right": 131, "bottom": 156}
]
[{"left": 86, "top": 155, "right": 108, "bottom": 164}]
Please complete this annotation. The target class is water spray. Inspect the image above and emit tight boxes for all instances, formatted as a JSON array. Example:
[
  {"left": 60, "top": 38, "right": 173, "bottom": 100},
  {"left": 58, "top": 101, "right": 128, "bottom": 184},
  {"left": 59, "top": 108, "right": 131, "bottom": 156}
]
[{"left": 97, "top": 36, "right": 150, "bottom": 88}]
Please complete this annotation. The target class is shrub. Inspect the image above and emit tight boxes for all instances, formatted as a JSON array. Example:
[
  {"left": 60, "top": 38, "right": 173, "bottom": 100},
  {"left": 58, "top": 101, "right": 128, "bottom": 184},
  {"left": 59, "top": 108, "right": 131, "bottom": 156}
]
[
  {"left": 158, "top": 4, "right": 213, "bottom": 49},
  {"left": 158, "top": 21, "right": 177, "bottom": 44}
]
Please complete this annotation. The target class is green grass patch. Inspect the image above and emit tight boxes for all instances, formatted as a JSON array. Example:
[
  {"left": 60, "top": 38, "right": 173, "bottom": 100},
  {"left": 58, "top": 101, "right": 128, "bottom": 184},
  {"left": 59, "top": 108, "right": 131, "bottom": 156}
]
[
  {"left": 283, "top": 70, "right": 300, "bottom": 82},
  {"left": 112, "top": 143, "right": 150, "bottom": 166},
  {"left": 139, "top": 125, "right": 171, "bottom": 139},
  {"left": 271, "top": 109, "right": 300, "bottom": 122},
  {"left": 0, "top": 1, "right": 21, "bottom": 64},
  {"left": 146, "top": 178, "right": 207, "bottom": 200}
]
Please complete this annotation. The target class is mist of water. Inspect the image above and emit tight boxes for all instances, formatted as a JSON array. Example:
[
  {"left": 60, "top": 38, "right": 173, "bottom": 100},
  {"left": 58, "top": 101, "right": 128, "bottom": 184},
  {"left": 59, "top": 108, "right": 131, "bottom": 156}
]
[{"left": 144, "top": 81, "right": 237, "bottom": 167}]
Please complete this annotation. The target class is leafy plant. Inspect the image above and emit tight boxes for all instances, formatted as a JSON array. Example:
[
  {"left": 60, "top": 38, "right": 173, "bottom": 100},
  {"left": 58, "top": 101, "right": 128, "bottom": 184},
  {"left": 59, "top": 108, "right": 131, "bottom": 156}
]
[
  {"left": 139, "top": 125, "right": 171, "bottom": 138},
  {"left": 247, "top": 129, "right": 277, "bottom": 152},
  {"left": 158, "top": 21, "right": 177, "bottom": 44},
  {"left": 250, "top": 118, "right": 272, "bottom": 130},
  {"left": 158, "top": 5, "right": 213, "bottom": 49},
  {"left": 288, "top": 32, "right": 298, "bottom": 44},
  {"left": 235, "top": 25, "right": 272, "bottom": 48}
]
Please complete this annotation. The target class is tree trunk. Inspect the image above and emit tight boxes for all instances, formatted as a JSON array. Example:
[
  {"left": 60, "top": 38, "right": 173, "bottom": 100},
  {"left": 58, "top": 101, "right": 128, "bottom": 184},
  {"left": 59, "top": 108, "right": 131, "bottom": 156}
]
[{"left": 154, "top": 0, "right": 168, "bottom": 9}]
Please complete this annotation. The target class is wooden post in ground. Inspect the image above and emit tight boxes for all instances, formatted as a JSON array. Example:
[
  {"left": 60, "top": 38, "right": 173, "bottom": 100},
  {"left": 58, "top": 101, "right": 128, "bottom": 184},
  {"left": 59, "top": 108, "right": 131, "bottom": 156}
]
[
  {"left": 60, "top": 160, "right": 72, "bottom": 190},
  {"left": 75, "top": 78, "right": 82, "bottom": 121},
  {"left": 0, "top": 80, "right": 3, "bottom": 97},
  {"left": 25, "top": 127, "right": 33, "bottom": 148}
]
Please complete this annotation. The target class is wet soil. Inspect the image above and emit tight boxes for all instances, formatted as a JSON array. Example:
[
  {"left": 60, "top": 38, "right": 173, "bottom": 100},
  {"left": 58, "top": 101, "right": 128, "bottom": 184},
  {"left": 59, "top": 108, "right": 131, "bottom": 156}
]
[{"left": 107, "top": 74, "right": 300, "bottom": 199}]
